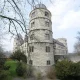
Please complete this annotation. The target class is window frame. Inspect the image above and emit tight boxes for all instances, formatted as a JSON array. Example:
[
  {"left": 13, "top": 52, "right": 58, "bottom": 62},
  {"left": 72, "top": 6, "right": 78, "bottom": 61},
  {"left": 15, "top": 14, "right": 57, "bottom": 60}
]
[
  {"left": 29, "top": 46, "right": 34, "bottom": 52},
  {"left": 45, "top": 11, "right": 49, "bottom": 17},
  {"left": 47, "top": 60, "right": 50, "bottom": 65},
  {"left": 45, "top": 34, "right": 50, "bottom": 40},
  {"left": 29, "top": 60, "right": 33, "bottom": 65},
  {"left": 30, "top": 34, "right": 34, "bottom": 40},
  {"left": 46, "top": 46, "right": 50, "bottom": 52}
]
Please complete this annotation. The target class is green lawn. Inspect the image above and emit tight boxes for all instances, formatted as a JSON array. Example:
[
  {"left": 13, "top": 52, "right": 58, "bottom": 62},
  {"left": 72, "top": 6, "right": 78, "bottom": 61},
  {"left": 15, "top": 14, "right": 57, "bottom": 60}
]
[{"left": 4, "top": 60, "right": 18, "bottom": 77}]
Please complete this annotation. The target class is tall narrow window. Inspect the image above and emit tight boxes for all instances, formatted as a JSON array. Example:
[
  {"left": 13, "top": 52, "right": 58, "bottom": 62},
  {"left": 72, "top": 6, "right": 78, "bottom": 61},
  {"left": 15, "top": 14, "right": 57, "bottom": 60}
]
[
  {"left": 46, "top": 46, "right": 50, "bottom": 52},
  {"left": 45, "top": 21, "right": 49, "bottom": 27},
  {"left": 47, "top": 60, "right": 50, "bottom": 65},
  {"left": 29, "top": 46, "right": 34, "bottom": 52},
  {"left": 29, "top": 60, "right": 33, "bottom": 65},
  {"left": 45, "top": 12, "right": 49, "bottom": 17},
  {"left": 31, "top": 22, "right": 35, "bottom": 27},
  {"left": 30, "top": 34, "right": 34, "bottom": 40},
  {"left": 45, "top": 34, "right": 50, "bottom": 40}
]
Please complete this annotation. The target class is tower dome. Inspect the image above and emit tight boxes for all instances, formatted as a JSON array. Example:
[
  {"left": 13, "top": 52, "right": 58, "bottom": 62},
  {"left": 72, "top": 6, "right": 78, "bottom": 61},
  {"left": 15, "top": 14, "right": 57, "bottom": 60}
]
[{"left": 34, "top": 4, "right": 47, "bottom": 9}]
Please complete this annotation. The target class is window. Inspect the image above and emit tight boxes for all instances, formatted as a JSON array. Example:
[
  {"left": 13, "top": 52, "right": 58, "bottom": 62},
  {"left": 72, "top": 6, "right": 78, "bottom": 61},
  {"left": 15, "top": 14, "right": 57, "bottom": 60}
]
[
  {"left": 31, "top": 22, "right": 35, "bottom": 27},
  {"left": 45, "top": 12, "right": 49, "bottom": 17},
  {"left": 31, "top": 12, "right": 35, "bottom": 18},
  {"left": 45, "top": 21, "right": 49, "bottom": 27},
  {"left": 30, "top": 34, "right": 34, "bottom": 40},
  {"left": 45, "top": 34, "right": 50, "bottom": 40},
  {"left": 25, "top": 44, "right": 26, "bottom": 47},
  {"left": 46, "top": 46, "right": 50, "bottom": 52},
  {"left": 47, "top": 60, "right": 50, "bottom": 65},
  {"left": 29, "top": 60, "right": 33, "bottom": 65},
  {"left": 29, "top": 46, "right": 34, "bottom": 52}
]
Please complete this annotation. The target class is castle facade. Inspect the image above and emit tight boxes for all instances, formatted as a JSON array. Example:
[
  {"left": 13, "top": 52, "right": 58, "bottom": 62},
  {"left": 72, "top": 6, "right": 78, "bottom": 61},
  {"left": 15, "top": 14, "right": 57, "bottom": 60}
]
[{"left": 13, "top": 4, "right": 68, "bottom": 75}]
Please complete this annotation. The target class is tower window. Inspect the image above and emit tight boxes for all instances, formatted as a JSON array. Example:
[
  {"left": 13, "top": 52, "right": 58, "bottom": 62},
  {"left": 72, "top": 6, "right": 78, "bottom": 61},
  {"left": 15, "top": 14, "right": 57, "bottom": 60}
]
[
  {"left": 25, "top": 44, "right": 26, "bottom": 47},
  {"left": 31, "top": 22, "right": 35, "bottom": 27},
  {"left": 29, "top": 46, "right": 34, "bottom": 52},
  {"left": 47, "top": 60, "right": 50, "bottom": 65},
  {"left": 45, "top": 12, "right": 49, "bottom": 17},
  {"left": 31, "top": 12, "right": 35, "bottom": 18},
  {"left": 45, "top": 21, "right": 49, "bottom": 27},
  {"left": 46, "top": 46, "right": 50, "bottom": 52},
  {"left": 30, "top": 34, "right": 34, "bottom": 40},
  {"left": 45, "top": 34, "right": 50, "bottom": 40},
  {"left": 29, "top": 60, "right": 33, "bottom": 65}
]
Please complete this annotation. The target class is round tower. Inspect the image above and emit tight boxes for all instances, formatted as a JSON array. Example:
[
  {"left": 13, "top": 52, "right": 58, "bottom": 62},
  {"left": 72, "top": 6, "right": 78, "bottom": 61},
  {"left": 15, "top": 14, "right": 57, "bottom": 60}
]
[{"left": 29, "top": 4, "right": 54, "bottom": 75}]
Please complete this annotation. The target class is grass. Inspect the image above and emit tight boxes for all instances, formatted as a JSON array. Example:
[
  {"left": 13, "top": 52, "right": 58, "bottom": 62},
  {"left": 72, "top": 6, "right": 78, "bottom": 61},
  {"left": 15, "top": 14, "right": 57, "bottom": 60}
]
[{"left": 4, "top": 60, "right": 18, "bottom": 77}]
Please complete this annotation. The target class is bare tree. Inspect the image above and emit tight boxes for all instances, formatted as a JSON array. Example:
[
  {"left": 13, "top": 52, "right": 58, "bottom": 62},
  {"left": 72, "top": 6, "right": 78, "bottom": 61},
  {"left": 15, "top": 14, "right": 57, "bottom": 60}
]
[
  {"left": 0, "top": 0, "right": 53, "bottom": 64},
  {"left": 74, "top": 32, "right": 80, "bottom": 54}
]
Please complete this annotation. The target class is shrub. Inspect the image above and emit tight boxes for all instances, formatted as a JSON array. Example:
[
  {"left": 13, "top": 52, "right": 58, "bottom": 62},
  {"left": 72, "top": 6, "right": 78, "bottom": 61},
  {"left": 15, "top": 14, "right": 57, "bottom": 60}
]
[
  {"left": 55, "top": 60, "right": 80, "bottom": 80},
  {"left": 10, "top": 50, "right": 27, "bottom": 63},
  {"left": 36, "top": 72, "right": 42, "bottom": 80},
  {"left": 16, "top": 62, "right": 26, "bottom": 76},
  {"left": 26, "top": 65, "right": 33, "bottom": 77},
  {"left": 0, "top": 70, "right": 12, "bottom": 80},
  {"left": 4, "top": 65, "right": 10, "bottom": 70}
]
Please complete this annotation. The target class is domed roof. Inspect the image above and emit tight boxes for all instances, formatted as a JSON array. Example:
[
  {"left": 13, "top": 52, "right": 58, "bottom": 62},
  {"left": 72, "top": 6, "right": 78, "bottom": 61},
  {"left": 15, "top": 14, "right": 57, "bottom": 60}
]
[{"left": 34, "top": 4, "right": 47, "bottom": 9}]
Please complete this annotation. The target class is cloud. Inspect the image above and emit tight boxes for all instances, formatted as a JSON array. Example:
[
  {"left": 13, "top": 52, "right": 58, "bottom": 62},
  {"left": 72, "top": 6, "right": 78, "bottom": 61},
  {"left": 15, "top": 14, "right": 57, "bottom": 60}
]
[
  {"left": 48, "top": 0, "right": 80, "bottom": 30},
  {"left": 58, "top": 10, "right": 80, "bottom": 30}
]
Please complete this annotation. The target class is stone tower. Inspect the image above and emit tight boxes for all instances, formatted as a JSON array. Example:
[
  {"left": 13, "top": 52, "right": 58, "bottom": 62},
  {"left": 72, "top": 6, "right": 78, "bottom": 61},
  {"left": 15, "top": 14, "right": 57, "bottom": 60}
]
[{"left": 29, "top": 4, "right": 54, "bottom": 75}]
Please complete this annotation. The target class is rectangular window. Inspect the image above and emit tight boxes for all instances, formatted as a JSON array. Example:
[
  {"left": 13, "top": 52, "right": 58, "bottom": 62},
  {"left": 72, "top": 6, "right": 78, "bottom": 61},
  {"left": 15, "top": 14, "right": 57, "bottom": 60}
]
[
  {"left": 29, "top": 46, "right": 34, "bottom": 52},
  {"left": 46, "top": 46, "right": 50, "bottom": 52},
  {"left": 47, "top": 60, "right": 50, "bottom": 65},
  {"left": 31, "top": 22, "right": 35, "bottom": 27},
  {"left": 29, "top": 60, "right": 33, "bottom": 65},
  {"left": 45, "top": 12, "right": 49, "bottom": 17},
  {"left": 45, "top": 21, "right": 49, "bottom": 27},
  {"left": 45, "top": 34, "right": 50, "bottom": 40},
  {"left": 30, "top": 34, "right": 34, "bottom": 40},
  {"left": 25, "top": 44, "right": 26, "bottom": 47}
]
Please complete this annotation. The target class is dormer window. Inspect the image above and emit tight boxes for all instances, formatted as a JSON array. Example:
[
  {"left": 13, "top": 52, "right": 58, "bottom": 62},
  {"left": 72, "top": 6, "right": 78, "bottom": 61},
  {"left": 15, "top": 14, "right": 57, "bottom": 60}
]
[
  {"left": 31, "top": 22, "right": 35, "bottom": 27},
  {"left": 45, "top": 12, "right": 49, "bottom": 17}
]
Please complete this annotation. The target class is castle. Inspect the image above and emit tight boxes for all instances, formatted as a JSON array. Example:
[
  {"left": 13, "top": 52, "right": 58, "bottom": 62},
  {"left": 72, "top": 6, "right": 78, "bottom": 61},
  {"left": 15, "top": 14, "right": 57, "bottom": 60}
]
[{"left": 13, "top": 4, "right": 68, "bottom": 75}]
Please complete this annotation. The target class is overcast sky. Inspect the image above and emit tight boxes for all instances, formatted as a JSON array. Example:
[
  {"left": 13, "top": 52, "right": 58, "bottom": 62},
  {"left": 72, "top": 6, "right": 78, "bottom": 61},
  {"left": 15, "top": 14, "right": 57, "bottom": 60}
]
[{"left": 3, "top": 0, "right": 80, "bottom": 53}]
